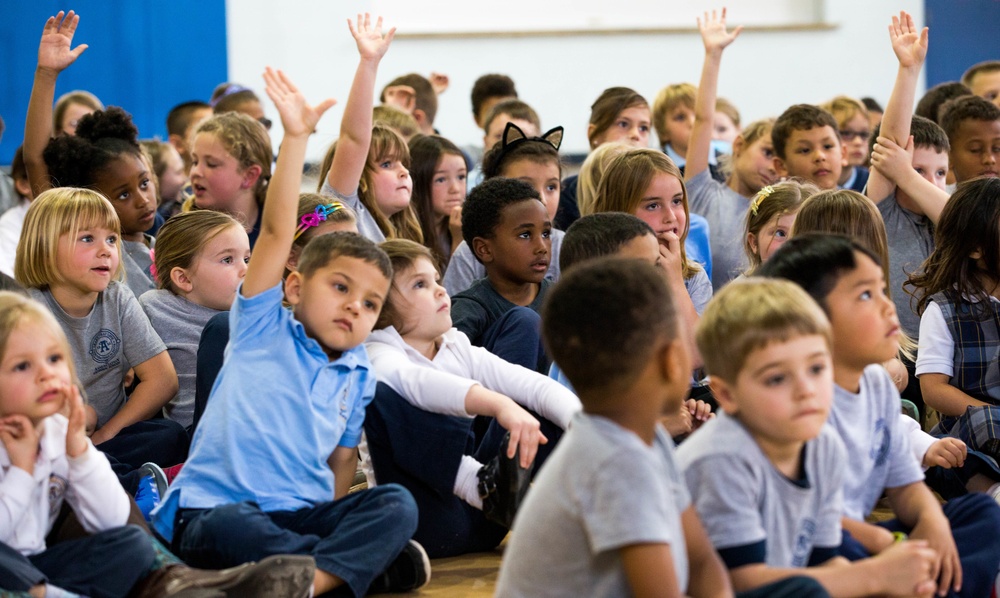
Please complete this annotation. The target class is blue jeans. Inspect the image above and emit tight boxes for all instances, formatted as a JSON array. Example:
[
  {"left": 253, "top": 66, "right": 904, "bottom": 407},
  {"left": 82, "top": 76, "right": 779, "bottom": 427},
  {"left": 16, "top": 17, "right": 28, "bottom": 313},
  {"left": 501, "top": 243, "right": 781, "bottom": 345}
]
[{"left": 170, "top": 485, "right": 418, "bottom": 597}]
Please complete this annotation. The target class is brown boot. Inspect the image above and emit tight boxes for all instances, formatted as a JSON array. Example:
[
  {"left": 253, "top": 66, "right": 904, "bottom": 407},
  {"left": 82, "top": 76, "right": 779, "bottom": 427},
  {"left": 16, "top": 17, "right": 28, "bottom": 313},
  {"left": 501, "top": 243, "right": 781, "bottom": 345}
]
[{"left": 131, "top": 555, "right": 315, "bottom": 598}]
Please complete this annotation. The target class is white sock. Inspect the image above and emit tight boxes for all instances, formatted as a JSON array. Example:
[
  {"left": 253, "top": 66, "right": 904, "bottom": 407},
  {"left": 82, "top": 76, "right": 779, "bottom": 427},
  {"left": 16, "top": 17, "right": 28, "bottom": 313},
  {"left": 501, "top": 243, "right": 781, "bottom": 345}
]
[
  {"left": 988, "top": 482, "right": 1000, "bottom": 500},
  {"left": 453, "top": 455, "right": 485, "bottom": 510}
]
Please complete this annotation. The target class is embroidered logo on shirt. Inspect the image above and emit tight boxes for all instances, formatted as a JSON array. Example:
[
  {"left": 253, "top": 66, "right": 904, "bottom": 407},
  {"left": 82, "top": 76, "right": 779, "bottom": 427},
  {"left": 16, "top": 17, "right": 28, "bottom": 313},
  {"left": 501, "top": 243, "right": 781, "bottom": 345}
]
[
  {"left": 791, "top": 518, "right": 817, "bottom": 567},
  {"left": 870, "top": 417, "right": 891, "bottom": 467},
  {"left": 89, "top": 329, "right": 121, "bottom": 364},
  {"left": 48, "top": 474, "right": 68, "bottom": 520}
]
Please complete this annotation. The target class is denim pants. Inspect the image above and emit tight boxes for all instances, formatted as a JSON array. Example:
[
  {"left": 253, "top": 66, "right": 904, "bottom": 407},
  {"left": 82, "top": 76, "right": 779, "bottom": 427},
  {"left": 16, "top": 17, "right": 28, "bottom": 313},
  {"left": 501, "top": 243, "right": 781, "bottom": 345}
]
[{"left": 170, "top": 484, "right": 418, "bottom": 597}]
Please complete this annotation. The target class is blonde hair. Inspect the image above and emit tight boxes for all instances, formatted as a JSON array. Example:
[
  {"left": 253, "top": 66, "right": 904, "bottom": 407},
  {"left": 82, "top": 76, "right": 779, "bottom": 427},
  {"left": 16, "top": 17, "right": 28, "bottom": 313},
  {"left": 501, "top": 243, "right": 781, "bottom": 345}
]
[
  {"left": 820, "top": 96, "right": 869, "bottom": 129},
  {"left": 697, "top": 277, "right": 831, "bottom": 383},
  {"left": 15, "top": 188, "right": 124, "bottom": 289},
  {"left": 577, "top": 142, "right": 631, "bottom": 217},
  {"left": 375, "top": 239, "right": 437, "bottom": 332},
  {"left": 195, "top": 112, "right": 272, "bottom": 207},
  {"left": 53, "top": 90, "right": 104, "bottom": 133},
  {"left": 743, "top": 180, "right": 819, "bottom": 274},
  {"left": 293, "top": 193, "right": 358, "bottom": 249},
  {"left": 153, "top": 211, "right": 243, "bottom": 292},
  {"left": 715, "top": 97, "right": 741, "bottom": 128},
  {"left": 593, "top": 148, "right": 700, "bottom": 279},
  {"left": 0, "top": 292, "right": 80, "bottom": 400},
  {"left": 720, "top": 118, "right": 775, "bottom": 180},
  {"left": 652, "top": 83, "right": 696, "bottom": 146},
  {"left": 373, "top": 105, "right": 420, "bottom": 141}
]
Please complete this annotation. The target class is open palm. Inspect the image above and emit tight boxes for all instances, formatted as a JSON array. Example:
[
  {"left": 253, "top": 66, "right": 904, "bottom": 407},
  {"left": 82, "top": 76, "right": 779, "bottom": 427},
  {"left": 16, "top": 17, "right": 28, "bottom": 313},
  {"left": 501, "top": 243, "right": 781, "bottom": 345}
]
[
  {"left": 38, "top": 11, "right": 88, "bottom": 73},
  {"left": 349, "top": 13, "right": 396, "bottom": 62},
  {"left": 889, "top": 11, "right": 928, "bottom": 68},
  {"left": 698, "top": 8, "right": 742, "bottom": 54},
  {"left": 263, "top": 67, "right": 335, "bottom": 137}
]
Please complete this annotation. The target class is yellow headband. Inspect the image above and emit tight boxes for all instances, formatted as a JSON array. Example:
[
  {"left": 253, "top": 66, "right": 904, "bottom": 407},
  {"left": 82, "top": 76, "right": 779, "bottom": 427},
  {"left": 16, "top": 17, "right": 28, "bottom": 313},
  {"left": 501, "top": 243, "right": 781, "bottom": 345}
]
[{"left": 750, "top": 186, "right": 775, "bottom": 215}]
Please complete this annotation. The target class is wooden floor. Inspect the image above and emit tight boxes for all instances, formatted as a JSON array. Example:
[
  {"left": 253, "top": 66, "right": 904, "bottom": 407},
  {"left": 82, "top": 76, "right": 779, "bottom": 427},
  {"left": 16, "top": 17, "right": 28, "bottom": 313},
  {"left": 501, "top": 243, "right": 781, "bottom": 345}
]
[{"left": 395, "top": 550, "right": 502, "bottom": 597}]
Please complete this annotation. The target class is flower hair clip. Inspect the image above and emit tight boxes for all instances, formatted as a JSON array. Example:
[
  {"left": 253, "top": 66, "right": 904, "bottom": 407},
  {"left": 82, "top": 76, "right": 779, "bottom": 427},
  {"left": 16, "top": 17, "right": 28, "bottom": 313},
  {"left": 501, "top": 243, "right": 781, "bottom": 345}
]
[
  {"left": 294, "top": 202, "right": 345, "bottom": 240},
  {"left": 750, "top": 186, "right": 775, "bottom": 215}
]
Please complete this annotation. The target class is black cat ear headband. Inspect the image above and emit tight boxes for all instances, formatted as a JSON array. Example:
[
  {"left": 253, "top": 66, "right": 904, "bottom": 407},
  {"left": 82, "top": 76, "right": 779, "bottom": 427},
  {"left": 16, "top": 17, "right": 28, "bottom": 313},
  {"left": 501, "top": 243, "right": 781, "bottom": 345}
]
[{"left": 496, "top": 122, "right": 564, "bottom": 164}]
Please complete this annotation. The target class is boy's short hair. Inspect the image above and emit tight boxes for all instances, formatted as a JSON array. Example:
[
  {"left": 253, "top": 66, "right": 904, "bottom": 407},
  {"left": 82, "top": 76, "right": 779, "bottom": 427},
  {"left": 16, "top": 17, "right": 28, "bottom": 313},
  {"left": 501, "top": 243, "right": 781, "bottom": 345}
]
[
  {"left": 772, "top": 104, "right": 841, "bottom": 160},
  {"left": 940, "top": 95, "right": 1000, "bottom": 141},
  {"left": 962, "top": 61, "right": 1000, "bottom": 90},
  {"left": 696, "top": 278, "right": 831, "bottom": 383},
  {"left": 757, "top": 233, "right": 881, "bottom": 312},
  {"left": 297, "top": 231, "right": 392, "bottom": 282},
  {"left": 560, "top": 213, "right": 654, "bottom": 272},
  {"left": 483, "top": 100, "right": 541, "bottom": 139},
  {"left": 472, "top": 74, "right": 518, "bottom": 118},
  {"left": 652, "top": 83, "right": 696, "bottom": 146},
  {"left": 916, "top": 82, "right": 972, "bottom": 124},
  {"left": 869, "top": 115, "right": 950, "bottom": 157},
  {"left": 861, "top": 97, "right": 884, "bottom": 114},
  {"left": 167, "top": 101, "right": 211, "bottom": 137},
  {"left": 461, "top": 178, "right": 542, "bottom": 262},
  {"left": 383, "top": 74, "right": 438, "bottom": 124},
  {"left": 543, "top": 257, "right": 676, "bottom": 398}
]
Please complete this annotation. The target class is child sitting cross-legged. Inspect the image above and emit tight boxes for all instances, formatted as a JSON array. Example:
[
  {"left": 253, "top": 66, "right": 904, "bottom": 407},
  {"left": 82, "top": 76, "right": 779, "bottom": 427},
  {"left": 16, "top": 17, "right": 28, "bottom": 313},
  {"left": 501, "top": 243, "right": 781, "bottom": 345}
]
[
  {"left": 677, "top": 277, "right": 939, "bottom": 596},
  {"left": 497, "top": 257, "right": 829, "bottom": 598}
]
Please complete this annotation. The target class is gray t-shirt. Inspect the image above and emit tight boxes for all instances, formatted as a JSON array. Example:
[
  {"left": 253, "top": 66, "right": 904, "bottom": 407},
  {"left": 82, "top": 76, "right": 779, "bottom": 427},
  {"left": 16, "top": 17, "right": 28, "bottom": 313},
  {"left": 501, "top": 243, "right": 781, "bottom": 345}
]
[
  {"left": 684, "top": 268, "right": 714, "bottom": 316},
  {"left": 122, "top": 238, "right": 156, "bottom": 299},
  {"left": 686, "top": 169, "right": 750, "bottom": 291},
  {"left": 877, "top": 192, "right": 934, "bottom": 339},
  {"left": 442, "top": 229, "right": 564, "bottom": 296},
  {"left": 496, "top": 413, "right": 690, "bottom": 597},
  {"left": 677, "top": 412, "right": 845, "bottom": 568},
  {"left": 829, "top": 365, "right": 925, "bottom": 520},
  {"left": 30, "top": 282, "right": 166, "bottom": 427},
  {"left": 139, "top": 290, "right": 222, "bottom": 428},
  {"left": 319, "top": 180, "right": 385, "bottom": 243}
]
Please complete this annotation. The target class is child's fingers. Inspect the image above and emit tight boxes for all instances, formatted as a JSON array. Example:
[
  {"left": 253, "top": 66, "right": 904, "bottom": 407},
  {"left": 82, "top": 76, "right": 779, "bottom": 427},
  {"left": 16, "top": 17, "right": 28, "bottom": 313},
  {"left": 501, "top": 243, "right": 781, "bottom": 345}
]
[
  {"left": 277, "top": 69, "right": 299, "bottom": 94},
  {"left": 314, "top": 98, "right": 337, "bottom": 120}
]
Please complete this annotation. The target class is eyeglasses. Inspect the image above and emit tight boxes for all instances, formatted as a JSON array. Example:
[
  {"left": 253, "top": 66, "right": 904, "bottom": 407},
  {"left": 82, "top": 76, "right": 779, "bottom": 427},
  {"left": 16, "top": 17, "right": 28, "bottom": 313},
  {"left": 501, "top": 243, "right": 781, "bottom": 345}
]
[
  {"left": 258, "top": 117, "right": 273, "bottom": 131},
  {"left": 839, "top": 129, "right": 870, "bottom": 141}
]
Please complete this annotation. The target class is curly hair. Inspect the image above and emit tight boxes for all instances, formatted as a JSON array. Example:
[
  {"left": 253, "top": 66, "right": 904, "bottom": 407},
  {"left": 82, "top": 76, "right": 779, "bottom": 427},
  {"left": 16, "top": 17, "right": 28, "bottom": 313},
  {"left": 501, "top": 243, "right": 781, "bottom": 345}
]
[{"left": 42, "top": 106, "right": 141, "bottom": 189}]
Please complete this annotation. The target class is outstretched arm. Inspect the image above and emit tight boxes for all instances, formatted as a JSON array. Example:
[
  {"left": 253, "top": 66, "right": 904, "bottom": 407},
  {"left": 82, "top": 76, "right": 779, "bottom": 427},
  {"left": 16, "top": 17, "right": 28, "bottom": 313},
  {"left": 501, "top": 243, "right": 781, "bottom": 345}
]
[
  {"left": 24, "top": 11, "right": 89, "bottom": 196},
  {"left": 326, "top": 14, "right": 397, "bottom": 196},
  {"left": 685, "top": 8, "right": 742, "bottom": 182},
  {"left": 244, "top": 68, "right": 335, "bottom": 298}
]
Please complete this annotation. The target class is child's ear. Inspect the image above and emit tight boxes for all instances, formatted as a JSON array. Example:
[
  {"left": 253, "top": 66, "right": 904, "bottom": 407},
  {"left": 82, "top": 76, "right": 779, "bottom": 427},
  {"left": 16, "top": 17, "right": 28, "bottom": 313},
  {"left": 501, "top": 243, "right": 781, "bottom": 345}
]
[
  {"left": 586, "top": 123, "right": 598, "bottom": 149},
  {"left": 13, "top": 178, "right": 31, "bottom": 199},
  {"left": 472, "top": 237, "right": 494, "bottom": 264},
  {"left": 284, "top": 271, "right": 303, "bottom": 306},
  {"left": 731, "top": 135, "right": 746, "bottom": 156},
  {"left": 773, "top": 156, "right": 788, "bottom": 178},
  {"left": 658, "top": 338, "right": 690, "bottom": 390},
  {"left": 746, "top": 232, "right": 759, "bottom": 255},
  {"left": 840, "top": 143, "right": 849, "bottom": 167},
  {"left": 170, "top": 267, "right": 194, "bottom": 294},
  {"left": 707, "top": 375, "right": 740, "bottom": 415},
  {"left": 241, "top": 164, "right": 263, "bottom": 190}
]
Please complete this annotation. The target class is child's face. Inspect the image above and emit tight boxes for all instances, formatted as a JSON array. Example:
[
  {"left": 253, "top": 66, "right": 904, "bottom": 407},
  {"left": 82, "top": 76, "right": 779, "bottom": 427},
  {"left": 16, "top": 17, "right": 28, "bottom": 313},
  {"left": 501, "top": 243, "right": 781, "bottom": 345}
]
[
  {"left": 948, "top": 119, "right": 1000, "bottom": 183},
  {"left": 715, "top": 334, "right": 833, "bottom": 451},
  {"left": 634, "top": 173, "right": 687, "bottom": 244},
  {"left": 285, "top": 255, "right": 390, "bottom": 360},
  {"left": 713, "top": 111, "right": 739, "bottom": 145},
  {"left": 91, "top": 154, "right": 157, "bottom": 235},
  {"left": 484, "top": 117, "right": 539, "bottom": 152},
  {"left": 501, "top": 158, "right": 561, "bottom": 222},
  {"left": 616, "top": 233, "right": 661, "bottom": 268},
  {"left": 592, "top": 106, "right": 651, "bottom": 149},
  {"left": 662, "top": 105, "right": 695, "bottom": 154},
  {"left": 824, "top": 251, "right": 900, "bottom": 373},
  {"left": 182, "top": 225, "right": 250, "bottom": 311},
  {"left": 190, "top": 133, "right": 255, "bottom": 212},
  {"left": 159, "top": 145, "right": 188, "bottom": 204},
  {"left": 750, "top": 211, "right": 796, "bottom": 264},
  {"left": 56, "top": 227, "right": 120, "bottom": 295},
  {"left": 371, "top": 156, "right": 413, "bottom": 217},
  {"left": 733, "top": 136, "right": 778, "bottom": 192},
  {"left": 393, "top": 257, "right": 452, "bottom": 342},
  {"left": 430, "top": 153, "right": 467, "bottom": 219},
  {"left": 478, "top": 199, "right": 551, "bottom": 285},
  {"left": 60, "top": 102, "right": 95, "bottom": 136},
  {"left": 839, "top": 113, "right": 871, "bottom": 168},
  {"left": 968, "top": 70, "right": 1000, "bottom": 107},
  {"left": 911, "top": 146, "right": 950, "bottom": 191},
  {"left": 776, "top": 125, "right": 846, "bottom": 190},
  {"left": 0, "top": 319, "right": 73, "bottom": 426}
]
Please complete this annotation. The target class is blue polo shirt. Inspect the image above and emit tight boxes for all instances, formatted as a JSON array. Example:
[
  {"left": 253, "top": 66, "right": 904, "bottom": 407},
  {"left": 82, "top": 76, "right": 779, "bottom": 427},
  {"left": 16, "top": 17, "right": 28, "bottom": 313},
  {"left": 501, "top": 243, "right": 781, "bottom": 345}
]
[{"left": 152, "top": 283, "right": 375, "bottom": 541}]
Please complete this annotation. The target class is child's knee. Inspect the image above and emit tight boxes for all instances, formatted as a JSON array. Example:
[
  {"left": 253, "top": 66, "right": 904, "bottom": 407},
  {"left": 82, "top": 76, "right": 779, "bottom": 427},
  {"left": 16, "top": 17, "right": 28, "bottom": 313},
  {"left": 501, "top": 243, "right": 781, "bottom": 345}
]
[
  {"left": 371, "top": 484, "right": 419, "bottom": 535},
  {"left": 105, "top": 525, "right": 157, "bottom": 569}
]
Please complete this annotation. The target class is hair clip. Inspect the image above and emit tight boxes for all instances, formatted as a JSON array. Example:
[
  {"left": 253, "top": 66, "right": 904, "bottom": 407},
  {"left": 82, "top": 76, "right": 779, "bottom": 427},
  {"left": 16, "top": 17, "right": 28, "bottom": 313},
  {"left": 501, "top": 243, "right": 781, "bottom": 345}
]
[
  {"left": 750, "top": 186, "right": 775, "bottom": 215},
  {"left": 210, "top": 84, "right": 253, "bottom": 107},
  {"left": 294, "top": 202, "right": 344, "bottom": 240},
  {"left": 494, "top": 122, "right": 564, "bottom": 166}
]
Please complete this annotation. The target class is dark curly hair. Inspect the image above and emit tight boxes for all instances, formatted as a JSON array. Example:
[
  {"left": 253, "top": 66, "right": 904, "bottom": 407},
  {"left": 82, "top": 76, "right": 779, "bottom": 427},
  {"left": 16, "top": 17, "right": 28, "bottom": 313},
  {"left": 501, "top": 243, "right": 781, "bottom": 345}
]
[
  {"left": 940, "top": 94, "right": 1000, "bottom": 141},
  {"left": 42, "top": 106, "right": 141, "bottom": 188},
  {"left": 772, "top": 104, "right": 840, "bottom": 160},
  {"left": 461, "top": 177, "right": 541, "bottom": 264}
]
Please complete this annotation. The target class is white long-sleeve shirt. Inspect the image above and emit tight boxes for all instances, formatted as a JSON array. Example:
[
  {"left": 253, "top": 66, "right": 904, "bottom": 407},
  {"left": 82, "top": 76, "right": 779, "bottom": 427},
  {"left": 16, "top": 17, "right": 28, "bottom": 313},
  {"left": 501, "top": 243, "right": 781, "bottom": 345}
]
[{"left": 0, "top": 414, "right": 130, "bottom": 555}]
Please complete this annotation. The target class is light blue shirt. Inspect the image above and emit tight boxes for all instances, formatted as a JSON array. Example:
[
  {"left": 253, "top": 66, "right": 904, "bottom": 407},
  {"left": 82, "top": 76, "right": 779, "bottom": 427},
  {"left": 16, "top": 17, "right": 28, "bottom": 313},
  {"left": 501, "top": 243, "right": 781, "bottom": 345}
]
[{"left": 152, "top": 283, "right": 375, "bottom": 541}]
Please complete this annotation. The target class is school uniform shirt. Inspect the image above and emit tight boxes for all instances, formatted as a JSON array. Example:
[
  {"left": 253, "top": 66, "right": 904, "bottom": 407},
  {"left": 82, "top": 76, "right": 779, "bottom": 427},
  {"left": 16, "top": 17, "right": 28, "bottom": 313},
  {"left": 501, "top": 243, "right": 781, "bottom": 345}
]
[
  {"left": 451, "top": 279, "right": 551, "bottom": 347},
  {"left": 122, "top": 237, "right": 156, "bottom": 299},
  {"left": 676, "top": 412, "right": 845, "bottom": 569},
  {"left": 828, "top": 365, "right": 925, "bottom": 520},
  {"left": 319, "top": 179, "right": 385, "bottom": 243},
  {"left": 685, "top": 170, "right": 750, "bottom": 291},
  {"left": 0, "top": 414, "right": 129, "bottom": 555},
  {"left": 442, "top": 229, "right": 564, "bottom": 297},
  {"left": 152, "top": 283, "right": 375, "bottom": 542}
]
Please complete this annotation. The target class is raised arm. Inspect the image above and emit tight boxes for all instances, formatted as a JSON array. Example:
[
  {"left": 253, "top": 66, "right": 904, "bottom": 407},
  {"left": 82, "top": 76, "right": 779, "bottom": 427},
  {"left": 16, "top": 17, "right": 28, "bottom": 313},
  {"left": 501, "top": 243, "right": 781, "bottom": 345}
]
[
  {"left": 685, "top": 8, "right": 742, "bottom": 181},
  {"left": 24, "top": 11, "right": 89, "bottom": 196},
  {"left": 244, "top": 68, "right": 335, "bottom": 297},
  {"left": 870, "top": 135, "right": 949, "bottom": 222},
  {"left": 325, "top": 14, "right": 397, "bottom": 196},
  {"left": 865, "top": 11, "right": 928, "bottom": 203}
]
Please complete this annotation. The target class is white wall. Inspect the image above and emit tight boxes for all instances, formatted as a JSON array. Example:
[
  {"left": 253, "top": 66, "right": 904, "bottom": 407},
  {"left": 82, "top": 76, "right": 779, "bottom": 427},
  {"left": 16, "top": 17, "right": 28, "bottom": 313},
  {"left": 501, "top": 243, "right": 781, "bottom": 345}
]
[{"left": 226, "top": 0, "right": 924, "bottom": 160}]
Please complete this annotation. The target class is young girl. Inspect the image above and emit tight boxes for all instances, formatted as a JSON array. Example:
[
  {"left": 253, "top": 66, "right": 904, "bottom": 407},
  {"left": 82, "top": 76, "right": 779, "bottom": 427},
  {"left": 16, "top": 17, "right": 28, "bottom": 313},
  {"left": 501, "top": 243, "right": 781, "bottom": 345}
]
[
  {"left": 138, "top": 210, "right": 249, "bottom": 429},
  {"left": 821, "top": 95, "right": 872, "bottom": 192},
  {"left": 288, "top": 193, "right": 359, "bottom": 270},
  {"left": 13, "top": 187, "right": 182, "bottom": 467},
  {"left": 442, "top": 123, "right": 565, "bottom": 295},
  {"left": 364, "top": 239, "right": 580, "bottom": 558},
  {"left": 575, "top": 141, "right": 631, "bottom": 218},
  {"left": 592, "top": 148, "right": 710, "bottom": 366},
  {"left": 409, "top": 135, "right": 467, "bottom": 270},
  {"left": 53, "top": 89, "right": 103, "bottom": 136},
  {"left": 140, "top": 139, "right": 188, "bottom": 218},
  {"left": 741, "top": 180, "right": 817, "bottom": 276}
]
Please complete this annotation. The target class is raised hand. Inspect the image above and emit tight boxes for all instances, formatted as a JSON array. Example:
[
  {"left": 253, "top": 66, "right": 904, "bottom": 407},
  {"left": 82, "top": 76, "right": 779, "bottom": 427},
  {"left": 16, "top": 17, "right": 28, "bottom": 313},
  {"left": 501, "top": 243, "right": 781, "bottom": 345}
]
[
  {"left": 889, "top": 11, "right": 928, "bottom": 69},
  {"left": 698, "top": 8, "right": 743, "bottom": 56},
  {"left": 0, "top": 415, "right": 39, "bottom": 474},
  {"left": 37, "top": 10, "right": 88, "bottom": 75},
  {"left": 383, "top": 85, "right": 416, "bottom": 114},
  {"left": 430, "top": 72, "right": 450, "bottom": 95},
  {"left": 65, "top": 385, "right": 89, "bottom": 458},
  {"left": 348, "top": 13, "right": 396, "bottom": 62},
  {"left": 263, "top": 67, "right": 336, "bottom": 138}
]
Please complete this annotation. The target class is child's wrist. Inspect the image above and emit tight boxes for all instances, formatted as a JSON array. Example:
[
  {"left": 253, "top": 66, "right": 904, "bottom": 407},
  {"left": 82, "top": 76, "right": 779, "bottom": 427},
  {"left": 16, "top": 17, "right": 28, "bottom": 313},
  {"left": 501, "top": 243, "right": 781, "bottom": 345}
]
[{"left": 34, "top": 66, "right": 61, "bottom": 81}]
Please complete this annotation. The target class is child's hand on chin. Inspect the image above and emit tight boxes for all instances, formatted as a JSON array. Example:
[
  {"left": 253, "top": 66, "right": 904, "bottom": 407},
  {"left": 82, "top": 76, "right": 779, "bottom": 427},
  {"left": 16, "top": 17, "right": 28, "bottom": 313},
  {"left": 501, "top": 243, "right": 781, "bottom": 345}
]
[
  {"left": 64, "top": 385, "right": 89, "bottom": 458},
  {"left": 0, "top": 415, "right": 40, "bottom": 474}
]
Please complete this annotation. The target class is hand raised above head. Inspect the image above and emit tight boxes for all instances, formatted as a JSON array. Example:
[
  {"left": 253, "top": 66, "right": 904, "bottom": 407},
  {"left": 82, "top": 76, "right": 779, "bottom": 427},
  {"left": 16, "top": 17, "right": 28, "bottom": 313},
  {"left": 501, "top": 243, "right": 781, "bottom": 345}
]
[
  {"left": 348, "top": 13, "right": 397, "bottom": 62},
  {"left": 37, "top": 10, "right": 88, "bottom": 75},
  {"left": 263, "top": 67, "right": 336, "bottom": 138},
  {"left": 889, "top": 10, "right": 928, "bottom": 69},
  {"left": 697, "top": 8, "right": 743, "bottom": 55}
]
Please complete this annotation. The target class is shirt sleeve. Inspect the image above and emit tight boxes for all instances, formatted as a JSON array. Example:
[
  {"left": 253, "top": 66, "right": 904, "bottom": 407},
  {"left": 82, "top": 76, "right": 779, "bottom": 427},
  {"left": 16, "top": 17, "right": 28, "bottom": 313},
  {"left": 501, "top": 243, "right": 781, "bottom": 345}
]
[
  {"left": 339, "top": 371, "right": 375, "bottom": 448},
  {"left": 0, "top": 462, "right": 35, "bottom": 545},
  {"left": 685, "top": 269, "right": 714, "bottom": 316},
  {"left": 899, "top": 413, "right": 936, "bottom": 469},
  {"left": 682, "top": 453, "right": 767, "bottom": 551},
  {"left": 442, "top": 242, "right": 483, "bottom": 296},
  {"left": 65, "top": 440, "right": 131, "bottom": 531},
  {"left": 118, "top": 284, "right": 167, "bottom": 369},
  {"left": 875, "top": 369, "right": 926, "bottom": 488},
  {"left": 366, "top": 341, "right": 476, "bottom": 416},
  {"left": 916, "top": 301, "right": 954, "bottom": 377},
  {"left": 229, "top": 282, "right": 285, "bottom": 346}
]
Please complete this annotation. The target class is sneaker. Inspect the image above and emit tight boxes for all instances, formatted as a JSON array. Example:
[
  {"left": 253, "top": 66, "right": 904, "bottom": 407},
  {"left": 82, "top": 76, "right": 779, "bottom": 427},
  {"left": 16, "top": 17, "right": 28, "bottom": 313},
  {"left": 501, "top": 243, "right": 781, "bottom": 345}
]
[
  {"left": 139, "top": 462, "right": 169, "bottom": 495},
  {"left": 134, "top": 464, "right": 167, "bottom": 521},
  {"left": 135, "top": 555, "right": 315, "bottom": 598},
  {"left": 367, "top": 540, "right": 431, "bottom": 594},
  {"left": 477, "top": 432, "right": 535, "bottom": 529}
]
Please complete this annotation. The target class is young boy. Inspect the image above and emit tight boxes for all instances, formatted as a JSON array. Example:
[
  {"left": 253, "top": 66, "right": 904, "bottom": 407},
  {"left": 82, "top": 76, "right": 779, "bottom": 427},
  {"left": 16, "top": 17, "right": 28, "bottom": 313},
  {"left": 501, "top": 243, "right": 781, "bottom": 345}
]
[
  {"left": 772, "top": 104, "right": 846, "bottom": 190},
  {"left": 940, "top": 94, "right": 1000, "bottom": 184},
  {"left": 151, "top": 35, "right": 429, "bottom": 596},
  {"left": 677, "top": 277, "right": 939, "bottom": 596},
  {"left": 498, "top": 257, "right": 826, "bottom": 597},
  {"left": 165, "top": 100, "right": 212, "bottom": 174},
  {"left": 471, "top": 73, "right": 518, "bottom": 132},
  {"left": 451, "top": 177, "right": 551, "bottom": 372},
  {"left": 380, "top": 73, "right": 437, "bottom": 135},
  {"left": 760, "top": 233, "right": 1000, "bottom": 598},
  {"left": 962, "top": 60, "right": 1000, "bottom": 108}
]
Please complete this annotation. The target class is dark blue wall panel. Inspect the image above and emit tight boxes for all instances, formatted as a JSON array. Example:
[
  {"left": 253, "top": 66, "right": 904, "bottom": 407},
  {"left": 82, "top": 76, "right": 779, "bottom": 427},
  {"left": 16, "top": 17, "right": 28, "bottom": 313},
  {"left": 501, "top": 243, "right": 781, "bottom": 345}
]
[
  {"left": 924, "top": 0, "right": 1000, "bottom": 88},
  {"left": 0, "top": 1, "right": 227, "bottom": 165}
]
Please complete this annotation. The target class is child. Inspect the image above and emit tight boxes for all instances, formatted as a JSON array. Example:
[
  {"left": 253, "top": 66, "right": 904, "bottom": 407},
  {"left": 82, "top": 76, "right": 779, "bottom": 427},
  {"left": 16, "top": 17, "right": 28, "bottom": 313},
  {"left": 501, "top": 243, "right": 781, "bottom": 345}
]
[
  {"left": 165, "top": 100, "right": 212, "bottom": 173},
  {"left": 575, "top": 142, "right": 631, "bottom": 218},
  {"left": 470, "top": 99, "right": 541, "bottom": 191},
  {"left": 288, "top": 194, "right": 359, "bottom": 270},
  {"left": 0, "top": 148, "right": 31, "bottom": 279},
  {"left": 211, "top": 82, "right": 270, "bottom": 127},
  {"left": 444, "top": 124, "right": 565, "bottom": 295},
  {"left": 916, "top": 83, "right": 972, "bottom": 125},
  {"left": 152, "top": 59, "right": 429, "bottom": 596},
  {"left": 962, "top": 60, "right": 1000, "bottom": 107},
  {"left": 939, "top": 94, "right": 1000, "bottom": 184},
  {"left": 381, "top": 73, "right": 437, "bottom": 135},
  {"left": 820, "top": 97, "right": 871, "bottom": 192},
  {"left": 139, "top": 210, "right": 250, "bottom": 429},
  {"left": 140, "top": 139, "right": 188, "bottom": 217},
  {"left": 53, "top": 90, "right": 103, "bottom": 137},
  {"left": 13, "top": 187, "right": 183, "bottom": 466},
  {"left": 498, "top": 257, "right": 827, "bottom": 598},
  {"left": 408, "top": 135, "right": 467, "bottom": 270},
  {"left": 685, "top": 9, "right": 780, "bottom": 289},
  {"left": 772, "top": 104, "right": 846, "bottom": 190},
  {"left": 373, "top": 104, "right": 420, "bottom": 142},
  {"left": 653, "top": 83, "right": 697, "bottom": 168},
  {"left": 451, "top": 177, "right": 552, "bottom": 372},
  {"left": 471, "top": 73, "right": 518, "bottom": 131},
  {"left": 363, "top": 238, "right": 580, "bottom": 557},
  {"left": 741, "top": 181, "right": 817, "bottom": 276},
  {"left": 760, "top": 233, "right": 1000, "bottom": 598},
  {"left": 714, "top": 97, "right": 741, "bottom": 147}
]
